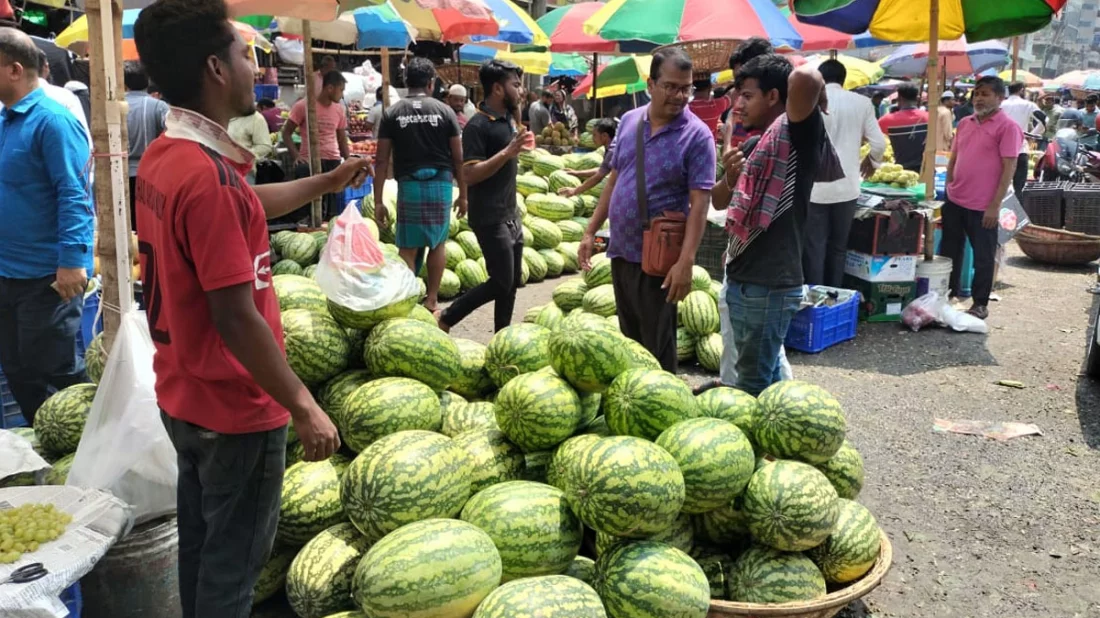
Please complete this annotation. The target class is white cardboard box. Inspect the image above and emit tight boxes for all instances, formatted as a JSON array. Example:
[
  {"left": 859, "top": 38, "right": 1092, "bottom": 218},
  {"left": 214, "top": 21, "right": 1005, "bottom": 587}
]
[{"left": 844, "top": 251, "right": 917, "bottom": 283}]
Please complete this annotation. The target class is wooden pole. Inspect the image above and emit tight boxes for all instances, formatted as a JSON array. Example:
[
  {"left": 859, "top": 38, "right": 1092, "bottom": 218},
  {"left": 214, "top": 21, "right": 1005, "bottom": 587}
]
[
  {"left": 303, "top": 21, "right": 323, "bottom": 227},
  {"left": 87, "top": 0, "right": 132, "bottom": 349},
  {"left": 1011, "top": 37, "right": 1020, "bottom": 82},
  {"left": 922, "top": 0, "right": 940, "bottom": 261},
  {"left": 381, "top": 47, "right": 392, "bottom": 107}
]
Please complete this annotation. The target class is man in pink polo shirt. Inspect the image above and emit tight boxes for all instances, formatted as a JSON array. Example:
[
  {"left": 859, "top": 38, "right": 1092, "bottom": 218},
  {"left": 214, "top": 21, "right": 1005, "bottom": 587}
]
[{"left": 941, "top": 75, "right": 1021, "bottom": 321}]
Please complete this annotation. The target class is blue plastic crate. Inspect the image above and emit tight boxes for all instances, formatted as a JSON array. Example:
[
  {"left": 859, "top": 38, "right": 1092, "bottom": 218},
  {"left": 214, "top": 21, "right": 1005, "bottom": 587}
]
[
  {"left": 82, "top": 291, "right": 104, "bottom": 350},
  {"left": 1, "top": 370, "right": 25, "bottom": 429},
  {"left": 254, "top": 84, "right": 279, "bottom": 102},
  {"left": 61, "top": 582, "right": 82, "bottom": 617},
  {"left": 932, "top": 227, "right": 975, "bottom": 298},
  {"left": 784, "top": 291, "right": 861, "bottom": 354}
]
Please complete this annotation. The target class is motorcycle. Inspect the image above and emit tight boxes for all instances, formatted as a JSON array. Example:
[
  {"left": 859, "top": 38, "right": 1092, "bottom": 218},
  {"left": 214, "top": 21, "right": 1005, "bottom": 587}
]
[{"left": 1033, "top": 123, "right": 1100, "bottom": 182}]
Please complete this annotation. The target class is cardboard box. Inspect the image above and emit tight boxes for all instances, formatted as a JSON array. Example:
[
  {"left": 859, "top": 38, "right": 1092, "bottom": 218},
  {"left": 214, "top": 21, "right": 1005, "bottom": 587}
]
[
  {"left": 843, "top": 276, "right": 917, "bottom": 323},
  {"left": 844, "top": 251, "right": 918, "bottom": 283}
]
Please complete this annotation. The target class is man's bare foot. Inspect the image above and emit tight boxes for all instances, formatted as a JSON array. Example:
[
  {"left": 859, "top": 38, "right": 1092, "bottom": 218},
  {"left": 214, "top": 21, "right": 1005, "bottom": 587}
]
[{"left": 433, "top": 309, "right": 451, "bottom": 333}]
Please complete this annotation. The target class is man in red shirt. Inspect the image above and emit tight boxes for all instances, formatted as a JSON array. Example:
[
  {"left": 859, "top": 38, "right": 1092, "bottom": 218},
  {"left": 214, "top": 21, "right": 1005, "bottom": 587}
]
[
  {"left": 133, "top": 0, "right": 366, "bottom": 614},
  {"left": 688, "top": 79, "right": 730, "bottom": 140},
  {"left": 878, "top": 83, "right": 929, "bottom": 172}
]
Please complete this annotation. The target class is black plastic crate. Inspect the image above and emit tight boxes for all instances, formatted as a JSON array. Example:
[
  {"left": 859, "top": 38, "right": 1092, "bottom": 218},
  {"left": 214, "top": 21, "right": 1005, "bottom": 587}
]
[
  {"left": 847, "top": 211, "right": 924, "bottom": 255},
  {"left": 1063, "top": 184, "right": 1100, "bottom": 236},
  {"left": 1020, "top": 181, "right": 1066, "bottom": 229},
  {"left": 696, "top": 223, "right": 728, "bottom": 281}
]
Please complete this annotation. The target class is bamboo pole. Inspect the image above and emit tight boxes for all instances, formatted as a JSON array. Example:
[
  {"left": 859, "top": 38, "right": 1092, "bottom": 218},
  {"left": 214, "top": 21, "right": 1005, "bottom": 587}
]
[
  {"left": 1011, "top": 37, "right": 1020, "bottom": 81},
  {"left": 922, "top": 0, "right": 940, "bottom": 262},
  {"left": 381, "top": 47, "right": 391, "bottom": 107},
  {"left": 87, "top": 0, "right": 131, "bottom": 349},
  {"left": 303, "top": 21, "right": 323, "bottom": 227}
]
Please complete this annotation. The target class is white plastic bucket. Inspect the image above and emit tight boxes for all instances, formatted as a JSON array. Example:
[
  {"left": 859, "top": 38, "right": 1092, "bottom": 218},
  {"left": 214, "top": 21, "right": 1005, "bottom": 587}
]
[{"left": 916, "top": 256, "right": 953, "bottom": 298}]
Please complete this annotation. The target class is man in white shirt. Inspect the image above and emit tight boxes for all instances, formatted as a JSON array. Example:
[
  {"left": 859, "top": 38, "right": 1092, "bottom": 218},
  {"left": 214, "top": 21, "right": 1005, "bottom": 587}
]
[
  {"left": 35, "top": 49, "right": 90, "bottom": 145},
  {"left": 1001, "top": 81, "right": 1044, "bottom": 195},
  {"left": 804, "top": 60, "right": 886, "bottom": 287}
]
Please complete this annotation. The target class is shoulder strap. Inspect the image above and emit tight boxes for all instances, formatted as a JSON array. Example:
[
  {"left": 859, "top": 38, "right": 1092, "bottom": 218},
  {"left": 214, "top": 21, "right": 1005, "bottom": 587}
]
[{"left": 635, "top": 112, "right": 648, "bottom": 227}]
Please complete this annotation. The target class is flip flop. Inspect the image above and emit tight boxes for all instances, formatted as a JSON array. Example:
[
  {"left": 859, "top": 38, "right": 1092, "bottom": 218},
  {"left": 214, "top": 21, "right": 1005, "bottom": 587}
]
[{"left": 433, "top": 309, "right": 451, "bottom": 333}]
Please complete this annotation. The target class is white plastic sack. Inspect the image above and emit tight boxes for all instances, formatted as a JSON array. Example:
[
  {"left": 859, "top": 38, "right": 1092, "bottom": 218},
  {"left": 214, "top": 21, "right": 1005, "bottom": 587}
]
[
  {"left": 316, "top": 202, "right": 420, "bottom": 312},
  {"left": 0, "top": 430, "right": 49, "bottom": 484},
  {"left": 901, "top": 292, "right": 989, "bottom": 334},
  {"left": 274, "top": 36, "right": 305, "bottom": 66},
  {"left": 67, "top": 310, "right": 178, "bottom": 525}
]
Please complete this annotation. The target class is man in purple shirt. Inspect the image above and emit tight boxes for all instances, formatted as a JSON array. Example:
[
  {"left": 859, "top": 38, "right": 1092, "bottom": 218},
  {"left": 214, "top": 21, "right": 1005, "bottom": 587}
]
[{"left": 579, "top": 47, "right": 716, "bottom": 372}]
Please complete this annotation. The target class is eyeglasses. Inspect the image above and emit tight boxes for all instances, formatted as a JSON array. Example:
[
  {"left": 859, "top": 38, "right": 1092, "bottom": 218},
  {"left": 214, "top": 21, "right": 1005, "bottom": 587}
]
[{"left": 655, "top": 81, "right": 695, "bottom": 97}]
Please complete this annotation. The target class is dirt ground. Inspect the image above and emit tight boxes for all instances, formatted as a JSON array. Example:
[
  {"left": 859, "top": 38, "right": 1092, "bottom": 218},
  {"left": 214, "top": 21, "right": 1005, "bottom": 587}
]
[{"left": 445, "top": 243, "right": 1100, "bottom": 618}]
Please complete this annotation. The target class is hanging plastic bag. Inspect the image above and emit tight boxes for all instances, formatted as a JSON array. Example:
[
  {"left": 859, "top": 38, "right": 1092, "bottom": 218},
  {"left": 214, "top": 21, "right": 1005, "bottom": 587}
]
[
  {"left": 274, "top": 36, "right": 304, "bottom": 66},
  {"left": 67, "top": 310, "right": 178, "bottom": 525},
  {"left": 316, "top": 202, "right": 420, "bottom": 317}
]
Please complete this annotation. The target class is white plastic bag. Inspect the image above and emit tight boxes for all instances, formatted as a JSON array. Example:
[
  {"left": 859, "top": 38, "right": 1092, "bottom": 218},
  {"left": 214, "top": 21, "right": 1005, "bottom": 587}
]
[
  {"left": 68, "top": 310, "right": 178, "bottom": 524},
  {"left": 274, "top": 36, "right": 304, "bottom": 66},
  {"left": 902, "top": 292, "right": 942, "bottom": 332},
  {"left": 316, "top": 202, "right": 420, "bottom": 313}
]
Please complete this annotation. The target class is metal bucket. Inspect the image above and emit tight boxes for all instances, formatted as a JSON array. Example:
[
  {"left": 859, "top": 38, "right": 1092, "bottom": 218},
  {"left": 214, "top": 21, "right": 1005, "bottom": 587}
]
[{"left": 81, "top": 516, "right": 181, "bottom": 618}]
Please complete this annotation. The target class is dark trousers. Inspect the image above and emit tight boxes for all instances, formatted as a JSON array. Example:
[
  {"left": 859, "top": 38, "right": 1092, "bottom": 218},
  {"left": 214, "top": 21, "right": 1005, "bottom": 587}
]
[
  {"left": 442, "top": 220, "right": 524, "bottom": 331},
  {"left": 726, "top": 281, "right": 803, "bottom": 397},
  {"left": 938, "top": 199, "right": 998, "bottom": 306},
  {"left": 161, "top": 412, "right": 286, "bottom": 618},
  {"left": 610, "top": 258, "right": 678, "bottom": 373},
  {"left": 803, "top": 199, "right": 858, "bottom": 287},
  {"left": 278, "top": 159, "right": 342, "bottom": 224},
  {"left": 1013, "top": 152, "right": 1029, "bottom": 197},
  {"left": 0, "top": 276, "right": 88, "bottom": 424}
]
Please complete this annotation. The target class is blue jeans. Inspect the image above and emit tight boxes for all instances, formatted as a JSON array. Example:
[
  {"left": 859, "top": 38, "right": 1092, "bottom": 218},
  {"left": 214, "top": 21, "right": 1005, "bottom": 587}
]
[{"left": 726, "top": 281, "right": 803, "bottom": 397}]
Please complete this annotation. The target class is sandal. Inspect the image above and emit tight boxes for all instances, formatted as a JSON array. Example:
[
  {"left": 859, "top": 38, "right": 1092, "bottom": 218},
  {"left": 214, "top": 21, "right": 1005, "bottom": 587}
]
[
  {"left": 967, "top": 305, "right": 989, "bottom": 320},
  {"left": 433, "top": 309, "right": 451, "bottom": 333}
]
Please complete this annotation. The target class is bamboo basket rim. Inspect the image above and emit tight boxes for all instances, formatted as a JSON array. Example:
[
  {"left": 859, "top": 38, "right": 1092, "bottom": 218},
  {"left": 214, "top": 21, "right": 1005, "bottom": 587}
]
[
  {"left": 1016, "top": 224, "right": 1100, "bottom": 243},
  {"left": 708, "top": 530, "right": 893, "bottom": 616},
  {"left": 654, "top": 39, "right": 739, "bottom": 75}
]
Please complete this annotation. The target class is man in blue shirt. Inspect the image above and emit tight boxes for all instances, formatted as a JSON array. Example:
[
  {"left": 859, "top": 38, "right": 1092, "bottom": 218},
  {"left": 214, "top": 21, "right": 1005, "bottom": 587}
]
[{"left": 0, "top": 27, "right": 94, "bottom": 424}]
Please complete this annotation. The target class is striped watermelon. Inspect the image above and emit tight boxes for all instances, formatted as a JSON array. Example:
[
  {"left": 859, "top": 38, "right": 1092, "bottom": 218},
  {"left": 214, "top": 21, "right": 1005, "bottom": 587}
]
[
  {"left": 519, "top": 257, "right": 531, "bottom": 286},
  {"left": 532, "top": 155, "right": 566, "bottom": 178},
  {"left": 277, "top": 454, "right": 352, "bottom": 545},
  {"left": 548, "top": 313, "right": 632, "bottom": 393},
  {"left": 539, "top": 249, "right": 565, "bottom": 277},
  {"left": 623, "top": 338, "right": 661, "bottom": 370},
  {"left": 557, "top": 243, "right": 580, "bottom": 273},
  {"left": 562, "top": 436, "right": 685, "bottom": 537},
  {"left": 453, "top": 428, "right": 525, "bottom": 493},
  {"left": 34, "top": 383, "right": 98, "bottom": 456},
  {"left": 271, "top": 229, "right": 295, "bottom": 253},
  {"left": 594, "top": 541, "right": 710, "bottom": 618},
  {"left": 494, "top": 372, "right": 583, "bottom": 452},
  {"left": 553, "top": 278, "right": 588, "bottom": 311},
  {"left": 754, "top": 381, "right": 847, "bottom": 464},
  {"left": 578, "top": 391, "right": 601, "bottom": 427},
  {"left": 522, "top": 225, "right": 534, "bottom": 247},
  {"left": 523, "top": 305, "right": 543, "bottom": 323},
  {"left": 345, "top": 328, "right": 368, "bottom": 369},
  {"left": 522, "top": 449, "right": 554, "bottom": 483},
  {"left": 283, "top": 232, "right": 320, "bottom": 265},
  {"left": 517, "top": 174, "right": 550, "bottom": 196},
  {"left": 340, "top": 377, "right": 442, "bottom": 451},
  {"left": 556, "top": 220, "right": 584, "bottom": 243},
  {"left": 317, "top": 369, "right": 373, "bottom": 422},
  {"left": 579, "top": 195, "right": 598, "bottom": 216},
  {"left": 283, "top": 309, "right": 351, "bottom": 386},
  {"left": 695, "top": 387, "right": 758, "bottom": 439},
  {"left": 595, "top": 512, "right": 694, "bottom": 558},
  {"left": 548, "top": 170, "right": 583, "bottom": 193},
  {"left": 523, "top": 247, "right": 549, "bottom": 282},
  {"left": 286, "top": 523, "right": 371, "bottom": 618},
  {"left": 318, "top": 612, "right": 365, "bottom": 618},
  {"left": 455, "top": 259, "right": 488, "bottom": 291},
  {"left": 445, "top": 240, "right": 468, "bottom": 270},
  {"left": 273, "top": 259, "right": 303, "bottom": 276},
  {"left": 691, "top": 265, "right": 712, "bottom": 291},
  {"left": 584, "top": 177, "right": 606, "bottom": 198},
  {"left": 274, "top": 274, "right": 327, "bottom": 314},
  {"left": 327, "top": 294, "right": 417, "bottom": 330},
  {"left": 563, "top": 556, "right": 597, "bottom": 585},
  {"left": 691, "top": 500, "right": 748, "bottom": 546},
  {"left": 676, "top": 328, "right": 696, "bottom": 362},
  {"left": 253, "top": 543, "right": 296, "bottom": 606},
  {"left": 695, "top": 333, "right": 722, "bottom": 372},
  {"left": 604, "top": 368, "right": 699, "bottom": 441},
  {"left": 43, "top": 453, "right": 75, "bottom": 485},
  {"left": 581, "top": 284, "right": 616, "bottom": 317},
  {"left": 439, "top": 269, "right": 462, "bottom": 299},
  {"left": 529, "top": 217, "right": 564, "bottom": 250},
  {"left": 691, "top": 546, "right": 736, "bottom": 600},
  {"left": 442, "top": 401, "right": 498, "bottom": 437},
  {"left": 655, "top": 418, "right": 755, "bottom": 514},
  {"left": 536, "top": 303, "right": 565, "bottom": 330},
  {"left": 546, "top": 434, "right": 601, "bottom": 490},
  {"left": 708, "top": 280, "right": 723, "bottom": 302},
  {"left": 407, "top": 304, "right": 436, "bottom": 325},
  {"left": 807, "top": 498, "right": 880, "bottom": 583},
  {"left": 473, "top": 575, "right": 605, "bottom": 618},
  {"left": 484, "top": 323, "right": 552, "bottom": 387},
  {"left": 364, "top": 318, "right": 461, "bottom": 391},
  {"left": 85, "top": 332, "right": 107, "bottom": 385},
  {"left": 516, "top": 193, "right": 527, "bottom": 217},
  {"left": 439, "top": 391, "right": 468, "bottom": 423},
  {"left": 583, "top": 256, "right": 611, "bottom": 288},
  {"left": 577, "top": 414, "right": 611, "bottom": 437},
  {"left": 728, "top": 545, "right": 826, "bottom": 603},
  {"left": 352, "top": 519, "right": 501, "bottom": 618},
  {"left": 680, "top": 290, "right": 720, "bottom": 336},
  {"left": 742, "top": 460, "right": 839, "bottom": 552},
  {"left": 816, "top": 439, "right": 865, "bottom": 499},
  {"left": 342, "top": 430, "right": 473, "bottom": 541},
  {"left": 456, "top": 230, "right": 483, "bottom": 260},
  {"left": 460, "top": 481, "right": 583, "bottom": 581},
  {"left": 450, "top": 339, "right": 494, "bottom": 399}
]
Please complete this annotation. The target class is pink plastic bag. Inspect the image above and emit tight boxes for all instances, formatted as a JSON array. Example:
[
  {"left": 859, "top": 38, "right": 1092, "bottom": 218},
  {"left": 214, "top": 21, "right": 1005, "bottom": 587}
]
[{"left": 325, "top": 201, "right": 384, "bottom": 272}]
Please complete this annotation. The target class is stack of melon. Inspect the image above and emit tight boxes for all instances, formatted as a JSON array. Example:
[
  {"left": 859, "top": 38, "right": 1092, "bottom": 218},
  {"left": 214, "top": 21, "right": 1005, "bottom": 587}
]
[{"left": 0, "top": 381, "right": 99, "bottom": 488}]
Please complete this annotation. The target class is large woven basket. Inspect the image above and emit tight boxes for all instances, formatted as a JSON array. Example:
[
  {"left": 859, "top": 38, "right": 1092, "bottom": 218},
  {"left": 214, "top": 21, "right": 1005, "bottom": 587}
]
[
  {"left": 655, "top": 39, "right": 739, "bottom": 75},
  {"left": 436, "top": 63, "right": 481, "bottom": 87},
  {"left": 1014, "top": 224, "right": 1100, "bottom": 266},
  {"left": 708, "top": 530, "right": 893, "bottom": 618}
]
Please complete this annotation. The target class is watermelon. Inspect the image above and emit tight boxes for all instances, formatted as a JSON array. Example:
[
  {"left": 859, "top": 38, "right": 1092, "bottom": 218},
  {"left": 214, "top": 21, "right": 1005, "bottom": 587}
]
[
  {"left": 578, "top": 391, "right": 601, "bottom": 427},
  {"left": 523, "top": 305, "right": 543, "bottom": 323},
  {"left": 655, "top": 418, "right": 755, "bottom": 514},
  {"left": 402, "top": 305, "right": 433, "bottom": 326},
  {"left": 484, "top": 323, "right": 551, "bottom": 387},
  {"left": 581, "top": 284, "right": 616, "bottom": 317},
  {"left": 528, "top": 217, "right": 564, "bottom": 250},
  {"left": 623, "top": 338, "right": 661, "bottom": 370},
  {"left": 816, "top": 439, "right": 865, "bottom": 500},
  {"left": 522, "top": 449, "right": 554, "bottom": 483},
  {"left": 33, "top": 383, "right": 97, "bottom": 456},
  {"left": 253, "top": 543, "right": 296, "bottom": 606},
  {"left": 562, "top": 436, "right": 685, "bottom": 537},
  {"left": 460, "top": 481, "right": 583, "bottom": 581},
  {"left": 548, "top": 313, "right": 632, "bottom": 393},
  {"left": 450, "top": 339, "right": 494, "bottom": 399},
  {"left": 494, "top": 372, "right": 583, "bottom": 452},
  {"left": 442, "top": 401, "right": 498, "bottom": 437},
  {"left": 727, "top": 545, "right": 826, "bottom": 603},
  {"left": 282, "top": 309, "right": 351, "bottom": 386},
  {"left": 517, "top": 174, "right": 549, "bottom": 196},
  {"left": 742, "top": 460, "right": 840, "bottom": 552},
  {"left": 527, "top": 194, "right": 575, "bottom": 222},
  {"left": 691, "top": 265, "right": 712, "bottom": 291},
  {"left": 563, "top": 556, "right": 597, "bottom": 585},
  {"left": 553, "top": 278, "right": 588, "bottom": 311},
  {"left": 445, "top": 240, "right": 467, "bottom": 270},
  {"left": 594, "top": 541, "right": 710, "bottom": 618},
  {"left": 327, "top": 294, "right": 418, "bottom": 330},
  {"left": 352, "top": 519, "right": 501, "bottom": 618},
  {"left": 708, "top": 280, "right": 723, "bottom": 302},
  {"left": 472, "top": 575, "right": 605, "bottom": 618},
  {"left": 548, "top": 170, "right": 583, "bottom": 193},
  {"left": 532, "top": 155, "right": 566, "bottom": 178},
  {"left": 536, "top": 303, "right": 565, "bottom": 330},
  {"left": 806, "top": 498, "right": 881, "bottom": 583},
  {"left": 695, "top": 333, "right": 722, "bottom": 372},
  {"left": 286, "top": 441, "right": 305, "bottom": 467},
  {"left": 546, "top": 434, "right": 601, "bottom": 491},
  {"left": 523, "top": 247, "right": 549, "bottom": 282},
  {"left": 455, "top": 259, "right": 488, "bottom": 291},
  {"left": 583, "top": 257, "right": 612, "bottom": 288},
  {"left": 579, "top": 195, "right": 598, "bottom": 216},
  {"left": 340, "top": 377, "right": 442, "bottom": 451},
  {"left": 283, "top": 232, "right": 320, "bottom": 265},
  {"left": 754, "top": 381, "right": 847, "bottom": 464},
  {"left": 695, "top": 387, "right": 757, "bottom": 438},
  {"left": 342, "top": 430, "right": 473, "bottom": 541},
  {"left": 539, "top": 249, "right": 565, "bottom": 277},
  {"left": 317, "top": 369, "right": 373, "bottom": 422},
  {"left": 271, "top": 230, "right": 295, "bottom": 253},
  {"left": 604, "top": 368, "right": 699, "bottom": 441},
  {"left": 273, "top": 274, "right": 327, "bottom": 314},
  {"left": 522, "top": 225, "right": 534, "bottom": 247},
  {"left": 85, "top": 332, "right": 107, "bottom": 385},
  {"left": 456, "top": 230, "right": 483, "bottom": 260},
  {"left": 680, "top": 290, "right": 720, "bottom": 336},
  {"left": 364, "top": 318, "right": 462, "bottom": 391},
  {"left": 577, "top": 414, "right": 611, "bottom": 437},
  {"left": 43, "top": 453, "right": 75, "bottom": 485},
  {"left": 691, "top": 500, "right": 748, "bottom": 546},
  {"left": 676, "top": 328, "right": 696, "bottom": 362},
  {"left": 453, "top": 428, "right": 525, "bottom": 493},
  {"left": 277, "top": 454, "right": 351, "bottom": 545},
  {"left": 439, "top": 390, "right": 468, "bottom": 420},
  {"left": 691, "top": 546, "right": 736, "bottom": 600},
  {"left": 344, "top": 328, "right": 367, "bottom": 369},
  {"left": 595, "top": 512, "right": 694, "bottom": 558},
  {"left": 439, "top": 269, "right": 462, "bottom": 299},
  {"left": 556, "top": 220, "right": 584, "bottom": 243},
  {"left": 557, "top": 243, "right": 580, "bottom": 273}
]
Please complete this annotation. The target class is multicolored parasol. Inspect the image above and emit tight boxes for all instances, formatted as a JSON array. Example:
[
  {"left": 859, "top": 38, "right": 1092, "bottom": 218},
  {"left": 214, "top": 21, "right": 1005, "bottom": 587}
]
[
  {"left": 458, "top": 45, "right": 589, "bottom": 76},
  {"left": 278, "top": 0, "right": 498, "bottom": 43},
  {"left": 537, "top": 3, "right": 620, "bottom": 53},
  {"left": 791, "top": 0, "right": 1067, "bottom": 44},
  {"left": 998, "top": 69, "right": 1043, "bottom": 88},
  {"left": 468, "top": 0, "right": 550, "bottom": 47},
  {"left": 55, "top": 10, "right": 272, "bottom": 60},
  {"left": 778, "top": 5, "right": 885, "bottom": 51},
  {"left": 573, "top": 55, "right": 651, "bottom": 99},
  {"left": 880, "top": 38, "right": 1009, "bottom": 78},
  {"left": 226, "top": 0, "right": 494, "bottom": 23},
  {"left": 807, "top": 53, "right": 884, "bottom": 89}
]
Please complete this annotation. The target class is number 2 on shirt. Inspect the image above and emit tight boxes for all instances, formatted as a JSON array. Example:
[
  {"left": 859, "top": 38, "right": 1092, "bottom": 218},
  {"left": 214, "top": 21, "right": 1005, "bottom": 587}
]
[{"left": 138, "top": 240, "right": 171, "bottom": 345}]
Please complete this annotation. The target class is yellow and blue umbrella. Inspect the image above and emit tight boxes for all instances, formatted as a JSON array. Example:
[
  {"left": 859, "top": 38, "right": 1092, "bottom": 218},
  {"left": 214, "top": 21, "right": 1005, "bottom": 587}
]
[
  {"left": 55, "top": 10, "right": 272, "bottom": 60},
  {"left": 574, "top": 55, "right": 651, "bottom": 99},
  {"left": 459, "top": 45, "right": 589, "bottom": 76}
]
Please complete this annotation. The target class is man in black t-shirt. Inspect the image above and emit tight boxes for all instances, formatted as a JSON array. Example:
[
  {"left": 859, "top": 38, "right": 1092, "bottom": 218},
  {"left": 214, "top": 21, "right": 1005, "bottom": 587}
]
[
  {"left": 712, "top": 54, "right": 828, "bottom": 396},
  {"left": 439, "top": 60, "right": 528, "bottom": 332},
  {"left": 374, "top": 57, "right": 467, "bottom": 312}
]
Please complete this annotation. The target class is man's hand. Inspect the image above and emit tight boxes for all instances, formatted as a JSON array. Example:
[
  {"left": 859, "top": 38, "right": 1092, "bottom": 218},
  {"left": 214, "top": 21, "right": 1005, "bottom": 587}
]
[
  {"left": 506, "top": 129, "right": 529, "bottom": 158},
  {"left": 453, "top": 196, "right": 468, "bottom": 219},
  {"left": 722, "top": 147, "right": 745, "bottom": 187},
  {"left": 54, "top": 267, "right": 87, "bottom": 302},
  {"left": 860, "top": 156, "right": 875, "bottom": 179},
  {"left": 375, "top": 208, "right": 390, "bottom": 229},
  {"left": 557, "top": 187, "right": 577, "bottom": 198},
  {"left": 578, "top": 233, "right": 595, "bottom": 272},
  {"left": 326, "top": 157, "right": 372, "bottom": 193},
  {"left": 982, "top": 206, "right": 999, "bottom": 230},
  {"left": 293, "top": 403, "right": 341, "bottom": 462},
  {"left": 662, "top": 260, "right": 693, "bottom": 303}
]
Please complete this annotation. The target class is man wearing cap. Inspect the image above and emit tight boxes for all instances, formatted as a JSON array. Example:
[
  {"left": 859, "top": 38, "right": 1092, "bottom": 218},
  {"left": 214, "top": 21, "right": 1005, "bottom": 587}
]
[
  {"left": 447, "top": 84, "right": 472, "bottom": 128},
  {"left": 936, "top": 91, "right": 956, "bottom": 152}
]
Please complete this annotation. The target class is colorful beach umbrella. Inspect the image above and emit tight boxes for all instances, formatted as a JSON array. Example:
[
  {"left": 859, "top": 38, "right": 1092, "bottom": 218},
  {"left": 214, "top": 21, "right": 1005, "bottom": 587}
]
[
  {"left": 1052, "top": 70, "right": 1094, "bottom": 90},
  {"left": 880, "top": 38, "right": 1009, "bottom": 78},
  {"left": 459, "top": 45, "right": 589, "bottom": 76},
  {"left": 226, "top": 0, "right": 494, "bottom": 23},
  {"left": 998, "top": 69, "right": 1043, "bottom": 88},
  {"left": 583, "top": 0, "right": 803, "bottom": 52},
  {"left": 279, "top": 0, "right": 497, "bottom": 42},
  {"left": 791, "top": 0, "right": 1067, "bottom": 44},
  {"left": 347, "top": 4, "right": 419, "bottom": 48},
  {"left": 55, "top": 10, "right": 272, "bottom": 60},
  {"left": 778, "top": 5, "right": 886, "bottom": 51},
  {"left": 574, "top": 55, "right": 651, "bottom": 99},
  {"left": 806, "top": 54, "right": 884, "bottom": 89},
  {"left": 468, "top": 0, "right": 550, "bottom": 47},
  {"left": 537, "top": 3, "right": 620, "bottom": 53}
]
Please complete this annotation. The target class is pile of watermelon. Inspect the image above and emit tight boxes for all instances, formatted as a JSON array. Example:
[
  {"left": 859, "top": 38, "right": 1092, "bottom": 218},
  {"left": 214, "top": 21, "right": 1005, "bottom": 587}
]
[
  {"left": 0, "top": 379, "right": 102, "bottom": 488},
  {"left": 252, "top": 270, "right": 883, "bottom": 617}
]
